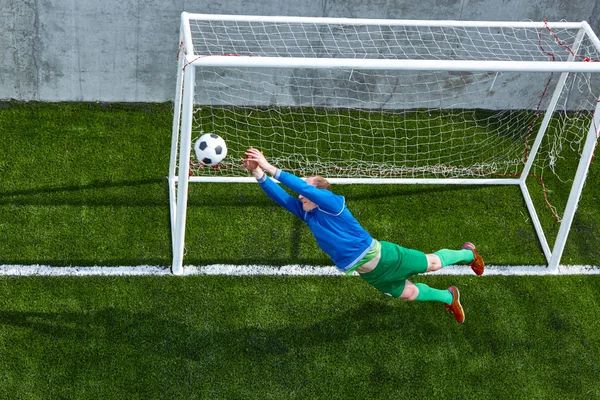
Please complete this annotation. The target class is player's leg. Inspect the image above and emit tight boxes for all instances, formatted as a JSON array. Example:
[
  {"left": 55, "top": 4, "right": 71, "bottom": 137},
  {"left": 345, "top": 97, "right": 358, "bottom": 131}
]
[
  {"left": 397, "top": 242, "right": 465, "bottom": 322},
  {"left": 401, "top": 281, "right": 465, "bottom": 323},
  {"left": 400, "top": 280, "right": 450, "bottom": 302},
  {"left": 425, "top": 254, "right": 443, "bottom": 272},
  {"left": 359, "top": 242, "right": 465, "bottom": 323},
  {"left": 430, "top": 242, "right": 485, "bottom": 275}
]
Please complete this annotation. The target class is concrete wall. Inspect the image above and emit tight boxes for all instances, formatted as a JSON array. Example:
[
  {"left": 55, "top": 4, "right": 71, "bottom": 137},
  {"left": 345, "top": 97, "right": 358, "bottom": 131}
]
[{"left": 2, "top": 0, "right": 600, "bottom": 102}]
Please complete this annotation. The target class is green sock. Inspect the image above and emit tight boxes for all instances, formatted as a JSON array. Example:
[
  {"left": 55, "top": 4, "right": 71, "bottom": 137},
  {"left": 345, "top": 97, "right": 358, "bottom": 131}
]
[
  {"left": 414, "top": 283, "right": 453, "bottom": 304},
  {"left": 434, "top": 248, "right": 474, "bottom": 267}
]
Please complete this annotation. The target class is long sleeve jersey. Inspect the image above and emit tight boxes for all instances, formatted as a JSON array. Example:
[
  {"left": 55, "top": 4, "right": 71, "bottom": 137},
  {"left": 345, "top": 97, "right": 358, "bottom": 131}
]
[{"left": 257, "top": 169, "right": 375, "bottom": 273}]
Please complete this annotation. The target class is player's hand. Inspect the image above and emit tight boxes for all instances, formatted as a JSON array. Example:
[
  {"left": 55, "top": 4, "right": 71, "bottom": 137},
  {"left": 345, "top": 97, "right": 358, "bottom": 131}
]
[
  {"left": 240, "top": 157, "right": 258, "bottom": 172},
  {"left": 244, "top": 147, "right": 276, "bottom": 175}
]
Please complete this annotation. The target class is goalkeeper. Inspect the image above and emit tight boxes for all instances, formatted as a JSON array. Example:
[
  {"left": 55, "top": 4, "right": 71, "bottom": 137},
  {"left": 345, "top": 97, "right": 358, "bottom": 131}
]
[{"left": 242, "top": 147, "right": 484, "bottom": 324}]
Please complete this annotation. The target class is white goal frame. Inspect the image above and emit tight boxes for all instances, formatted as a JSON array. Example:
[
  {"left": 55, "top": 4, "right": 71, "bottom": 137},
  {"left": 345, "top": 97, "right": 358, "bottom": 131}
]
[{"left": 169, "top": 13, "right": 600, "bottom": 275}]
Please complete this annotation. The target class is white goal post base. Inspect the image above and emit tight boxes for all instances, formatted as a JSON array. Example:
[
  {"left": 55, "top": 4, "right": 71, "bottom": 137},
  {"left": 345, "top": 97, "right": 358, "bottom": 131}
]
[{"left": 169, "top": 13, "right": 600, "bottom": 275}]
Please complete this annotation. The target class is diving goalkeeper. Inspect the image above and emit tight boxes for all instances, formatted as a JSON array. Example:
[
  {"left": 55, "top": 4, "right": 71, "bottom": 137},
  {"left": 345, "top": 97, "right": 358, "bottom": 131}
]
[{"left": 242, "top": 147, "right": 484, "bottom": 323}]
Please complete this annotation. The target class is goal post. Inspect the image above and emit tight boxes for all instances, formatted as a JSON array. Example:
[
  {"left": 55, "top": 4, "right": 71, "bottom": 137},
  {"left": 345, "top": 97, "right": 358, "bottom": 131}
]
[{"left": 169, "top": 13, "right": 600, "bottom": 275}]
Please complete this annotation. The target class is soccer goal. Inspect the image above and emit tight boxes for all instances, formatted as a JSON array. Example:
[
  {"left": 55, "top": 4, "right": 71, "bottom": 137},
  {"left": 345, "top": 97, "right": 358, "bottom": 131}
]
[{"left": 169, "top": 13, "right": 600, "bottom": 275}]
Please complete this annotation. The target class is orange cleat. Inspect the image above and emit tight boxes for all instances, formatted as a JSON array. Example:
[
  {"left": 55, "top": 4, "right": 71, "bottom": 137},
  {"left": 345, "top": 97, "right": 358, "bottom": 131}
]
[
  {"left": 463, "top": 242, "right": 484, "bottom": 276},
  {"left": 444, "top": 285, "right": 465, "bottom": 323}
]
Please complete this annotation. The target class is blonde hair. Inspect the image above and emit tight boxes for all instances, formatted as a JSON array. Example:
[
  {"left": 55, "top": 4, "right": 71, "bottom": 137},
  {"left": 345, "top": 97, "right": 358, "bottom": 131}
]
[{"left": 308, "top": 175, "right": 331, "bottom": 191}]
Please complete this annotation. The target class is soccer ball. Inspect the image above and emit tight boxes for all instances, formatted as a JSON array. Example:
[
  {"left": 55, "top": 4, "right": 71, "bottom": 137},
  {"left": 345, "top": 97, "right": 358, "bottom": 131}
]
[{"left": 194, "top": 133, "right": 228, "bottom": 166}]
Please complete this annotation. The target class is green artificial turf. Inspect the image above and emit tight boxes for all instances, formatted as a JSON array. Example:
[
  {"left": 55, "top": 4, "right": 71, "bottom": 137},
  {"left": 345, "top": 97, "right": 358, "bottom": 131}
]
[
  {"left": 0, "top": 102, "right": 172, "bottom": 265},
  {"left": 1, "top": 275, "right": 599, "bottom": 399},
  {"left": 1, "top": 102, "right": 600, "bottom": 399},
  {"left": 0, "top": 101, "right": 598, "bottom": 267}
]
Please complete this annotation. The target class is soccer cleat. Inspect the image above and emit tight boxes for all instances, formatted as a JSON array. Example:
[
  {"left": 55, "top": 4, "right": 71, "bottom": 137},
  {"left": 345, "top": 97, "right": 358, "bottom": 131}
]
[
  {"left": 463, "top": 242, "right": 484, "bottom": 276},
  {"left": 444, "top": 286, "right": 465, "bottom": 323}
]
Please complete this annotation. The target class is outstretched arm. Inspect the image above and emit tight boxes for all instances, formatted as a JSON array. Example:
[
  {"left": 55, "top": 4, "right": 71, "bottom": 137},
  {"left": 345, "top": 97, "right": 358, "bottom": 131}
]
[
  {"left": 242, "top": 147, "right": 304, "bottom": 218},
  {"left": 244, "top": 147, "right": 344, "bottom": 215}
]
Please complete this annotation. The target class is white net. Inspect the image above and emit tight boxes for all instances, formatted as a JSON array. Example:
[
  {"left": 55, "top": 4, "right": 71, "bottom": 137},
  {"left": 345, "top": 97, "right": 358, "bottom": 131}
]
[
  {"left": 188, "top": 19, "right": 585, "bottom": 61},
  {"left": 179, "top": 18, "right": 600, "bottom": 182}
]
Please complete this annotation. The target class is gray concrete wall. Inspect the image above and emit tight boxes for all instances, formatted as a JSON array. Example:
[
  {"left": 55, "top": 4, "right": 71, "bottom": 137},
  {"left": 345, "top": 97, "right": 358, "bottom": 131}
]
[{"left": 2, "top": 0, "right": 600, "bottom": 102}]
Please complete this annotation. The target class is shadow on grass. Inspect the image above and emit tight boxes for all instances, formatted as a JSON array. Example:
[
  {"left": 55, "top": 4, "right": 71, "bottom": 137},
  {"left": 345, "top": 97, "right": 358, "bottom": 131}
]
[
  {"left": 0, "top": 177, "right": 168, "bottom": 207},
  {"left": 0, "top": 300, "right": 440, "bottom": 364},
  {"left": 0, "top": 307, "right": 197, "bottom": 360},
  {"left": 0, "top": 177, "right": 522, "bottom": 209},
  {"left": 222, "top": 300, "right": 444, "bottom": 358}
]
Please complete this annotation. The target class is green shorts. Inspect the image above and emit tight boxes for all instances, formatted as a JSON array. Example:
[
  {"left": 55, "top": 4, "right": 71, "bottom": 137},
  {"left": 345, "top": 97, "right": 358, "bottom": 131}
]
[{"left": 359, "top": 241, "right": 428, "bottom": 298}]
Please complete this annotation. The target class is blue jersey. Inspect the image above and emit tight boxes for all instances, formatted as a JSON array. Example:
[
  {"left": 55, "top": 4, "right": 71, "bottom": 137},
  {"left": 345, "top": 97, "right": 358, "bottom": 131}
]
[{"left": 257, "top": 169, "right": 375, "bottom": 272}]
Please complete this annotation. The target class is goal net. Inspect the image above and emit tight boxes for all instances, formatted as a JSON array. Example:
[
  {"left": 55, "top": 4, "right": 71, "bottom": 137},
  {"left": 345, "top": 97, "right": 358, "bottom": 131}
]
[{"left": 170, "top": 13, "right": 600, "bottom": 274}]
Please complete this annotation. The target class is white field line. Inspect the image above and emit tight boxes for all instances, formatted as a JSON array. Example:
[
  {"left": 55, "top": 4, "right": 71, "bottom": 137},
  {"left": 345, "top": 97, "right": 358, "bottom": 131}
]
[{"left": 0, "top": 264, "right": 599, "bottom": 276}]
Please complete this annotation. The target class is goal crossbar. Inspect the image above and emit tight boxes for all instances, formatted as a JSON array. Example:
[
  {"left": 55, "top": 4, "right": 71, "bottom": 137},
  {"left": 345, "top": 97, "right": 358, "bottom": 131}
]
[
  {"left": 183, "top": 13, "right": 586, "bottom": 29},
  {"left": 189, "top": 56, "right": 600, "bottom": 73}
]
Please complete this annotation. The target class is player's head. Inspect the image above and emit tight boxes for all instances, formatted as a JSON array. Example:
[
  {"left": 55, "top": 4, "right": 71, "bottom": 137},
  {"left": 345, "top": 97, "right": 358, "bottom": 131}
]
[
  {"left": 299, "top": 175, "right": 330, "bottom": 212},
  {"left": 306, "top": 175, "right": 331, "bottom": 191}
]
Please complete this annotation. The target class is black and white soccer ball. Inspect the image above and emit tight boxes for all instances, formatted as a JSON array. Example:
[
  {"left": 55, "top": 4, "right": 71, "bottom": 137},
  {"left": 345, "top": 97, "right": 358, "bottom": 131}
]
[{"left": 194, "top": 133, "right": 228, "bottom": 166}]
